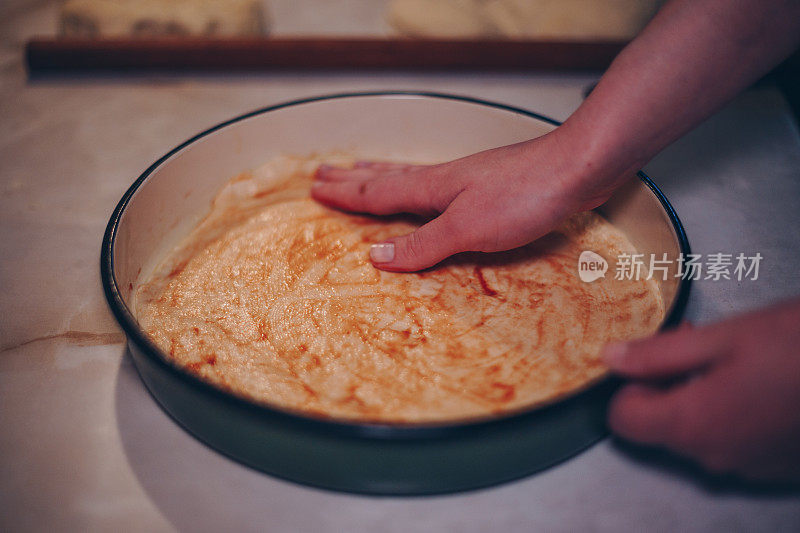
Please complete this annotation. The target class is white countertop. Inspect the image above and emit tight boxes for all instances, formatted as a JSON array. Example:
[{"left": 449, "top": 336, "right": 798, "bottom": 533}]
[{"left": 2, "top": 2, "right": 800, "bottom": 532}]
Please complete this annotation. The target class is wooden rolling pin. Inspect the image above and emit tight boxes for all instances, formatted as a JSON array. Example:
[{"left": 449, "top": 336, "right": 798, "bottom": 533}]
[{"left": 25, "top": 37, "right": 628, "bottom": 73}]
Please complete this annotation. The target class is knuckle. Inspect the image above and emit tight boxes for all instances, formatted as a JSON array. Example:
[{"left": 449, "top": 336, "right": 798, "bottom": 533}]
[
  {"left": 364, "top": 177, "right": 402, "bottom": 215},
  {"left": 418, "top": 169, "right": 460, "bottom": 210},
  {"left": 407, "top": 176, "right": 439, "bottom": 212},
  {"left": 349, "top": 181, "right": 376, "bottom": 212},
  {"left": 355, "top": 181, "right": 371, "bottom": 208},
  {"left": 401, "top": 231, "right": 427, "bottom": 263}
]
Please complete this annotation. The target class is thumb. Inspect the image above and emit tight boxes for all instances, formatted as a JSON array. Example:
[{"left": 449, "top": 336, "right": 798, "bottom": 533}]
[{"left": 369, "top": 207, "right": 469, "bottom": 272}]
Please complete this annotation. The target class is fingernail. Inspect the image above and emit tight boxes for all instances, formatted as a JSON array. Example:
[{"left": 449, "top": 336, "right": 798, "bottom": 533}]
[
  {"left": 602, "top": 342, "right": 628, "bottom": 366},
  {"left": 370, "top": 242, "right": 395, "bottom": 263}
]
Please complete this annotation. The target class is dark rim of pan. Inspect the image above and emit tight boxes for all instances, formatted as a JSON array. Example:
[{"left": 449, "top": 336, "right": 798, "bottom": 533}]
[{"left": 101, "top": 91, "right": 692, "bottom": 441}]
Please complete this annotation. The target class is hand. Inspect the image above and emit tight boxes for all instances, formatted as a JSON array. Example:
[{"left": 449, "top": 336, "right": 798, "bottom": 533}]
[
  {"left": 604, "top": 298, "right": 800, "bottom": 482},
  {"left": 311, "top": 132, "right": 610, "bottom": 272}
]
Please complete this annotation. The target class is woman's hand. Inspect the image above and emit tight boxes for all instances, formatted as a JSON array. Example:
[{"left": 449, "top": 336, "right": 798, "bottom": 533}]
[
  {"left": 312, "top": 132, "right": 610, "bottom": 272},
  {"left": 604, "top": 298, "right": 800, "bottom": 482}
]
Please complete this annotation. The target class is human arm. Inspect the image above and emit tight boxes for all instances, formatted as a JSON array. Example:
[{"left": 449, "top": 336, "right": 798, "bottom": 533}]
[{"left": 312, "top": 0, "right": 800, "bottom": 271}]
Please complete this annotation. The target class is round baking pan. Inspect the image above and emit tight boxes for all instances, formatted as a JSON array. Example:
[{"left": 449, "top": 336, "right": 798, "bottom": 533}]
[{"left": 101, "top": 92, "right": 690, "bottom": 495}]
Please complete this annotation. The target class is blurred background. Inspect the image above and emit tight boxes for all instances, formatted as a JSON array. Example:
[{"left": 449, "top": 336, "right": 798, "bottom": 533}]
[{"left": 48, "top": 0, "right": 661, "bottom": 40}]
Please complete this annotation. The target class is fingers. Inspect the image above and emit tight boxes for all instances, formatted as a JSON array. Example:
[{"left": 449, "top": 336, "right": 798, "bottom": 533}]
[
  {"left": 315, "top": 162, "right": 416, "bottom": 182},
  {"left": 315, "top": 165, "right": 381, "bottom": 183},
  {"left": 312, "top": 174, "right": 437, "bottom": 216},
  {"left": 369, "top": 199, "right": 473, "bottom": 272},
  {"left": 313, "top": 161, "right": 475, "bottom": 270},
  {"left": 605, "top": 324, "right": 726, "bottom": 448},
  {"left": 606, "top": 324, "right": 733, "bottom": 459},
  {"left": 609, "top": 374, "right": 736, "bottom": 471},
  {"left": 602, "top": 322, "right": 730, "bottom": 380},
  {"left": 312, "top": 163, "right": 459, "bottom": 217}
]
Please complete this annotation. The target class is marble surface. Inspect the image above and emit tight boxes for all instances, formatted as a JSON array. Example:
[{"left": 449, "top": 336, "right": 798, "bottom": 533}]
[{"left": 2, "top": 2, "right": 800, "bottom": 532}]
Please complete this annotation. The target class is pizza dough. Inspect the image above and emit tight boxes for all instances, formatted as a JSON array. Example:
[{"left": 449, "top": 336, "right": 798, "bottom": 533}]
[
  {"left": 387, "top": 0, "right": 499, "bottom": 39},
  {"left": 387, "top": 0, "right": 661, "bottom": 40},
  {"left": 60, "top": 0, "right": 270, "bottom": 38},
  {"left": 135, "top": 155, "right": 664, "bottom": 423},
  {"left": 485, "top": 0, "right": 661, "bottom": 40}
]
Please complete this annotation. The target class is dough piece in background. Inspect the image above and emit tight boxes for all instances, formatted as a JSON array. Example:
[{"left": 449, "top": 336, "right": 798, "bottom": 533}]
[
  {"left": 59, "top": 0, "right": 270, "bottom": 38},
  {"left": 386, "top": 0, "right": 661, "bottom": 40},
  {"left": 485, "top": 0, "right": 661, "bottom": 40},
  {"left": 387, "top": 0, "right": 499, "bottom": 39}
]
